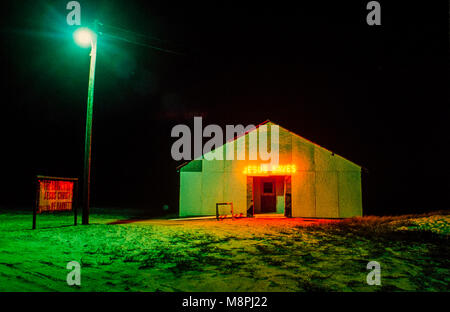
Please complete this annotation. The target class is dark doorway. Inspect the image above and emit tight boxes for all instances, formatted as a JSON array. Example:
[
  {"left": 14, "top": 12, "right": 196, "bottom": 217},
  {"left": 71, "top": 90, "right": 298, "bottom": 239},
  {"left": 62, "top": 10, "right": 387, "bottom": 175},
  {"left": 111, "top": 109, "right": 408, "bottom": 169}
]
[{"left": 260, "top": 178, "right": 276, "bottom": 213}]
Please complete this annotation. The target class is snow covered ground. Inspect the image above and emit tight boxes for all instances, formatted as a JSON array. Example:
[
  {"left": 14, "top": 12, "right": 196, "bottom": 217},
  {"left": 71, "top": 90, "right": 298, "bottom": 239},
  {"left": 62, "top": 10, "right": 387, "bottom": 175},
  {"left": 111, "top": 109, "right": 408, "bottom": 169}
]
[{"left": 0, "top": 208, "right": 448, "bottom": 292}]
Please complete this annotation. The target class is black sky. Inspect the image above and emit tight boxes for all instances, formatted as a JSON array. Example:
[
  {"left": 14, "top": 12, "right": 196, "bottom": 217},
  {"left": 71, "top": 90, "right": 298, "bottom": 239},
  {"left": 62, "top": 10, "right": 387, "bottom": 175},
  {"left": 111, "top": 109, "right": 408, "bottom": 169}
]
[{"left": 0, "top": 1, "right": 448, "bottom": 215}]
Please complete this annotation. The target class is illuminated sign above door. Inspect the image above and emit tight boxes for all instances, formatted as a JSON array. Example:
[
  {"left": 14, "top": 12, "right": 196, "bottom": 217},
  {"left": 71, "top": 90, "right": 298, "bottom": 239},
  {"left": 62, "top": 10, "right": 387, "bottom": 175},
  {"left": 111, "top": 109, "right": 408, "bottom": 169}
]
[{"left": 243, "top": 164, "right": 297, "bottom": 175}]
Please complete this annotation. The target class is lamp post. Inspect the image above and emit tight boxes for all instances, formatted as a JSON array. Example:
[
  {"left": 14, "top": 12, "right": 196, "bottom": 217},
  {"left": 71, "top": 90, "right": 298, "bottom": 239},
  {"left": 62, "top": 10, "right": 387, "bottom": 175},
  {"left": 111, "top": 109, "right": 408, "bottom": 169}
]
[{"left": 74, "top": 22, "right": 98, "bottom": 225}]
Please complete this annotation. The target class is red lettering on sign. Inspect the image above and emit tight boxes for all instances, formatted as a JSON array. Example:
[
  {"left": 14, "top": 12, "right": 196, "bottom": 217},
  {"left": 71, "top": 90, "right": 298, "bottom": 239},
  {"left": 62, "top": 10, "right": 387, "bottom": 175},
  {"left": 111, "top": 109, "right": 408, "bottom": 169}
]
[{"left": 38, "top": 180, "right": 74, "bottom": 213}]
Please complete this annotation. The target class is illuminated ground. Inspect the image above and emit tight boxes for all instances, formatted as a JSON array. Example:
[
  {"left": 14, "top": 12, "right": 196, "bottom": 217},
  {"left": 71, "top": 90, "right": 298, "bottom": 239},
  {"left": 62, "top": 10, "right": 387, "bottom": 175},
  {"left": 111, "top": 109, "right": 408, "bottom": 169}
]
[{"left": 0, "top": 208, "right": 448, "bottom": 291}]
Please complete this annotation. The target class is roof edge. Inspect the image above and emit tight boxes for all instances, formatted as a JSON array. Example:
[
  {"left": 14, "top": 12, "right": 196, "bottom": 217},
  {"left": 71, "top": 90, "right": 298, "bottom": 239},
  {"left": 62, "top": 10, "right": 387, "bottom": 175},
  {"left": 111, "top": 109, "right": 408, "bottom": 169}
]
[{"left": 175, "top": 119, "right": 364, "bottom": 170}]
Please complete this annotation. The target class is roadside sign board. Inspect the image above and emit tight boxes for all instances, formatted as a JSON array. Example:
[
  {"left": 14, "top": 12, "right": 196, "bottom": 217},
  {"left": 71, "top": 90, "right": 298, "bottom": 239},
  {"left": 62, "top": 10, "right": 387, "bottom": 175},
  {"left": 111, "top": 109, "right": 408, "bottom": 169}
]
[
  {"left": 38, "top": 179, "right": 74, "bottom": 213},
  {"left": 33, "top": 176, "right": 79, "bottom": 229}
]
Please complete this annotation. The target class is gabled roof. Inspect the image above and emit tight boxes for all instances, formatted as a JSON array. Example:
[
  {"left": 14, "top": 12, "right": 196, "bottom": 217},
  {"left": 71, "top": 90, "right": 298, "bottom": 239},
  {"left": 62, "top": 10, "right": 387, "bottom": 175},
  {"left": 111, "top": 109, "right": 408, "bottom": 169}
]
[{"left": 177, "top": 120, "right": 363, "bottom": 170}]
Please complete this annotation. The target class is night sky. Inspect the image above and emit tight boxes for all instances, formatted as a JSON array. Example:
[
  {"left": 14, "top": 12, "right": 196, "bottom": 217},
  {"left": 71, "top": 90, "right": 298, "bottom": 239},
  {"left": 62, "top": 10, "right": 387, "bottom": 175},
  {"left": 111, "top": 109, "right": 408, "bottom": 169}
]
[{"left": 0, "top": 1, "right": 448, "bottom": 215}]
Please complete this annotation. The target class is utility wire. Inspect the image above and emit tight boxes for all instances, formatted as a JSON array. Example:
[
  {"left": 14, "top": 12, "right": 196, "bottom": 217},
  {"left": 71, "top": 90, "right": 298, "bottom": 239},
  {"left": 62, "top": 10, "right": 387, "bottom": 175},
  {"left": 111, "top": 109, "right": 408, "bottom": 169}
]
[
  {"left": 103, "top": 32, "right": 185, "bottom": 56},
  {"left": 100, "top": 22, "right": 186, "bottom": 56},
  {"left": 102, "top": 23, "right": 169, "bottom": 43}
]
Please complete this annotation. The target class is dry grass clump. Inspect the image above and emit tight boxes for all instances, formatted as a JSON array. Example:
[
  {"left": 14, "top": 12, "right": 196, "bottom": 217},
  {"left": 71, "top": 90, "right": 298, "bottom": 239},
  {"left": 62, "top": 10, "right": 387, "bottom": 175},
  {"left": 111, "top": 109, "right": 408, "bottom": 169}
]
[{"left": 299, "top": 210, "right": 449, "bottom": 242}]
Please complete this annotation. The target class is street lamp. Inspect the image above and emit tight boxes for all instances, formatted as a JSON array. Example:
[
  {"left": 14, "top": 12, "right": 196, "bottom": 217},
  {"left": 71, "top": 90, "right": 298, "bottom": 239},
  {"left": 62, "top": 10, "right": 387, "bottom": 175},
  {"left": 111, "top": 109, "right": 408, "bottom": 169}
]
[
  {"left": 74, "top": 22, "right": 98, "bottom": 225},
  {"left": 73, "top": 27, "right": 95, "bottom": 48}
]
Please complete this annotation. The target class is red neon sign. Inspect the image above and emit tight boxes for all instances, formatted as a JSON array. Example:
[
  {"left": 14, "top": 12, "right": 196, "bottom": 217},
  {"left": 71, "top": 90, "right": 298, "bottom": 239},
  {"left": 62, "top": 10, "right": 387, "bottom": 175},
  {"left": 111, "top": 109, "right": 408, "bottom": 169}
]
[{"left": 243, "top": 164, "right": 297, "bottom": 175}]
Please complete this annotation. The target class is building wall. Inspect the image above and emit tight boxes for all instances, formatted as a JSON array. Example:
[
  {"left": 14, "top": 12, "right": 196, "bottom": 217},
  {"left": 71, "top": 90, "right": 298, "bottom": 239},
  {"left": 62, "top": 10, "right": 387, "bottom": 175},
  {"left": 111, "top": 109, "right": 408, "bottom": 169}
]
[
  {"left": 223, "top": 170, "right": 247, "bottom": 216},
  {"left": 291, "top": 171, "right": 316, "bottom": 217},
  {"left": 338, "top": 171, "right": 363, "bottom": 217},
  {"left": 315, "top": 171, "right": 339, "bottom": 218},
  {"left": 179, "top": 122, "right": 362, "bottom": 218},
  {"left": 289, "top": 128, "right": 362, "bottom": 218},
  {"left": 179, "top": 172, "right": 202, "bottom": 217}
]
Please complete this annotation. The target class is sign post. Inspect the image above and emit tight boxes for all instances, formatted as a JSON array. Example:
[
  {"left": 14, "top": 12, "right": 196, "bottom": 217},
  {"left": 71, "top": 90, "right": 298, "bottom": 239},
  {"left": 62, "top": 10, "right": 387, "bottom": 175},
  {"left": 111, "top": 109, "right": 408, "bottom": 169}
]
[{"left": 33, "top": 176, "right": 79, "bottom": 229}]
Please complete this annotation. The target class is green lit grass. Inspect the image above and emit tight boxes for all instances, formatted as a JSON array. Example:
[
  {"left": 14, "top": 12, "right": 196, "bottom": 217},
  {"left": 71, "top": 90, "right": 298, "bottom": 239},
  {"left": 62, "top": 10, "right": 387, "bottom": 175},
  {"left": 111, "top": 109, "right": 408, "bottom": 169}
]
[{"left": 0, "top": 208, "right": 448, "bottom": 292}]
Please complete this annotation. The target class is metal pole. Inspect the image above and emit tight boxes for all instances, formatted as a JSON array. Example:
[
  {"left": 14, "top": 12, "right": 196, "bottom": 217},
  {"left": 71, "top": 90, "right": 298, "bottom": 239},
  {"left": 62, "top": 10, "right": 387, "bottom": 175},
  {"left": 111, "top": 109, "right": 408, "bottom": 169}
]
[
  {"left": 82, "top": 24, "right": 98, "bottom": 225},
  {"left": 33, "top": 179, "right": 40, "bottom": 229},
  {"left": 73, "top": 180, "right": 78, "bottom": 226}
]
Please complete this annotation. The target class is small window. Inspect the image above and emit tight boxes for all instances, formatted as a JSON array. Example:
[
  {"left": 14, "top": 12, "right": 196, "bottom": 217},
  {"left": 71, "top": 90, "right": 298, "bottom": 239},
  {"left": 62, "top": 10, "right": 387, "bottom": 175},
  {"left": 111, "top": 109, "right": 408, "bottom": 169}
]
[{"left": 263, "top": 182, "right": 273, "bottom": 194}]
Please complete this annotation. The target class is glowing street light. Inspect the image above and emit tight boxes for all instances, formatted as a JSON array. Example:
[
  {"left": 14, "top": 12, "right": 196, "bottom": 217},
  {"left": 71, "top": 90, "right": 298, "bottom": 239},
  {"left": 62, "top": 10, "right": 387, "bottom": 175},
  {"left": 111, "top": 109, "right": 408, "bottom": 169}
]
[
  {"left": 71, "top": 21, "right": 178, "bottom": 225},
  {"left": 73, "top": 27, "right": 95, "bottom": 48},
  {"left": 74, "top": 21, "right": 99, "bottom": 225}
]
